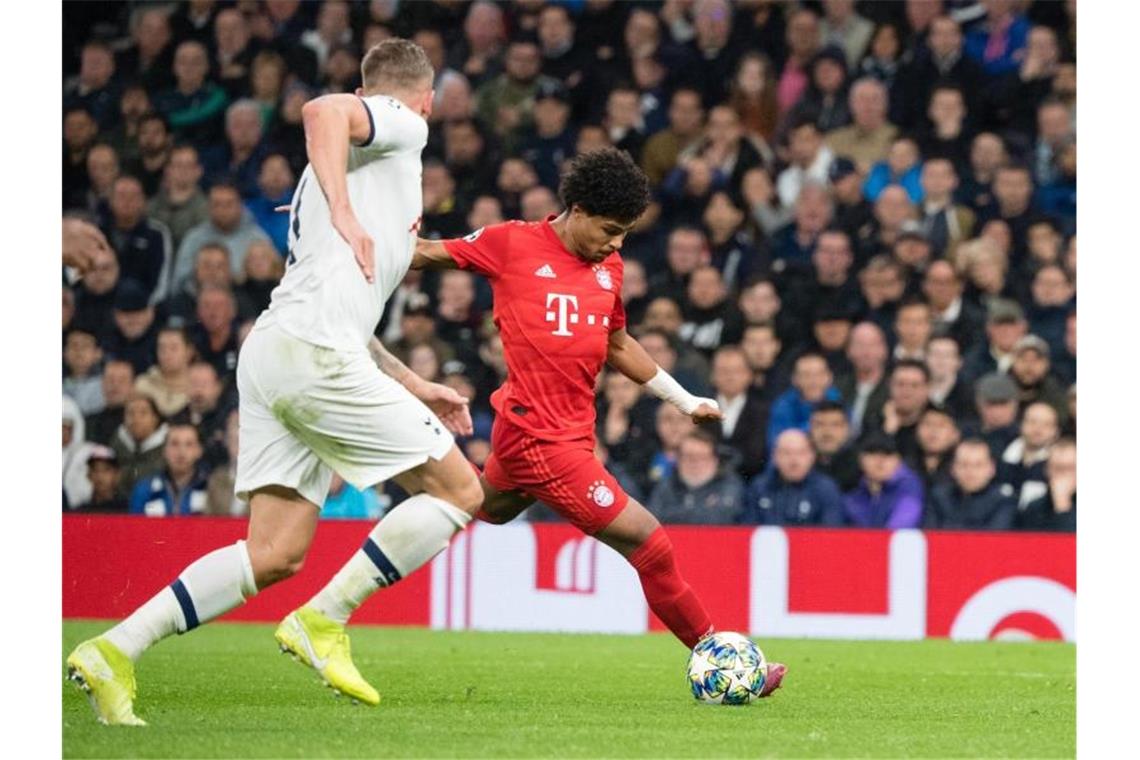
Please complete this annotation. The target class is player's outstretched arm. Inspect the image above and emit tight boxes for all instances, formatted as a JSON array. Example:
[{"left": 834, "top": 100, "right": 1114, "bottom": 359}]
[
  {"left": 606, "top": 329, "right": 723, "bottom": 423},
  {"left": 368, "top": 337, "right": 473, "bottom": 436},
  {"left": 410, "top": 238, "right": 460, "bottom": 271},
  {"left": 302, "top": 94, "right": 377, "bottom": 282}
]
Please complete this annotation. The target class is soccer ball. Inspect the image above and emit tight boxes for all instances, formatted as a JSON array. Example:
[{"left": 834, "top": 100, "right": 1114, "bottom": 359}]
[{"left": 686, "top": 631, "right": 767, "bottom": 705}]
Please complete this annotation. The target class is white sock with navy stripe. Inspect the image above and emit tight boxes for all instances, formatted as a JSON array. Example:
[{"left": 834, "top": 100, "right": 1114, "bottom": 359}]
[
  {"left": 103, "top": 540, "right": 257, "bottom": 661},
  {"left": 308, "top": 494, "right": 471, "bottom": 624}
]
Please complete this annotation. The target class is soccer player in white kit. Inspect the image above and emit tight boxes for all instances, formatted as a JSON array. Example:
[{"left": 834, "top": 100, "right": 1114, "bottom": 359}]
[{"left": 66, "top": 40, "right": 485, "bottom": 725}]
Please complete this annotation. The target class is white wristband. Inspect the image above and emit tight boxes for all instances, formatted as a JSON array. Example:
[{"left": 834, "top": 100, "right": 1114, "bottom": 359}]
[{"left": 644, "top": 368, "right": 716, "bottom": 415}]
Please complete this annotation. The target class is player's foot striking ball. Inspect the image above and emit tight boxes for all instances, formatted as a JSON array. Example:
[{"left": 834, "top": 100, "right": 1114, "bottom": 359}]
[{"left": 413, "top": 148, "right": 785, "bottom": 691}]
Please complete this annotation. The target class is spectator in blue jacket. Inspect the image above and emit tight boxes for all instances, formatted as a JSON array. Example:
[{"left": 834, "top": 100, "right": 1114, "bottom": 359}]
[
  {"left": 963, "top": 1, "right": 1030, "bottom": 78},
  {"left": 925, "top": 438, "right": 1017, "bottom": 530},
  {"left": 245, "top": 153, "right": 295, "bottom": 256},
  {"left": 844, "top": 432, "right": 924, "bottom": 528},
  {"left": 129, "top": 423, "right": 209, "bottom": 516},
  {"left": 767, "top": 351, "right": 842, "bottom": 450},
  {"left": 742, "top": 430, "right": 844, "bottom": 526},
  {"left": 863, "top": 136, "right": 923, "bottom": 203}
]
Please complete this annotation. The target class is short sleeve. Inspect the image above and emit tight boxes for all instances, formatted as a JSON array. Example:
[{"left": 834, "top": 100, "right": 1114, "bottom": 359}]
[
  {"left": 356, "top": 95, "right": 428, "bottom": 153},
  {"left": 442, "top": 223, "right": 513, "bottom": 279}
]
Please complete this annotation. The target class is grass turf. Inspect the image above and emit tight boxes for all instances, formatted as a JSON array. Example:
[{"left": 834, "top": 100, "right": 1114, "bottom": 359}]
[{"left": 63, "top": 621, "right": 1074, "bottom": 758}]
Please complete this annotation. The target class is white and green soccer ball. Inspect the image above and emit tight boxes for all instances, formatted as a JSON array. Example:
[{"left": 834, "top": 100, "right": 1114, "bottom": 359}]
[{"left": 686, "top": 631, "right": 767, "bottom": 705}]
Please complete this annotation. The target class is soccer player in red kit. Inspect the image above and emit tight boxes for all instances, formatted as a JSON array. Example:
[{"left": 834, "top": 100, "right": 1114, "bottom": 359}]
[{"left": 414, "top": 148, "right": 785, "bottom": 695}]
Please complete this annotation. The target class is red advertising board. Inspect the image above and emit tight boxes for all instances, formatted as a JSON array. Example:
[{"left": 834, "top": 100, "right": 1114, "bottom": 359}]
[{"left": 63, "top": 516, "right": 1075, "bottom": 641}]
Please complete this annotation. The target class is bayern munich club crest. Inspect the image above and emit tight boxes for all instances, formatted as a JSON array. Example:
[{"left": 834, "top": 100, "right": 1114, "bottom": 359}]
[
  {"left": 593, "top": 265, "right": 613, "bottom": 290},
  {"left": 587, "top": 480, "right": 615, "bottom": 507}
]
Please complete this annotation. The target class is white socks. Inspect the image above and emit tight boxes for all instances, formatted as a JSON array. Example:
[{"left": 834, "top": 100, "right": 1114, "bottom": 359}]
[
  {"left": 308, "top": 494, "right": 472, "bottom": 624},
  {"left": 104, "top": 540, "right": 257, "bottom": 661}
]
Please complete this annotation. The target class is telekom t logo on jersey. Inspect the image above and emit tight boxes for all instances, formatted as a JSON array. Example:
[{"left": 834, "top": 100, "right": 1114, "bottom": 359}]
[{"left": 545, "top": 293, "right": 610, "bottom": 337}]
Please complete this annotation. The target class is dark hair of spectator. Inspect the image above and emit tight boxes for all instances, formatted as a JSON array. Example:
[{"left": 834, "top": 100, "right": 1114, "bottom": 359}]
[
  {"left": 170, "top": 142, "right": 199, "bottom": 159},
  {"left": 167, "top": 421, "right": 202, "bottom": 442},
  {"left": 682, "top": 426, "right": 720, "bottom": 451},
  {"left": 638, "top": 327, "right": 678, "bottom": 353},
  {"left": 794, "top": 350, "right": 829, "bottom": 369},
  {"left": 743, "top": 321, "right": 779, "bottom": 339},
  {"left": 811, "top": 400, "right": 848, "bottom": 417},
  {"left": 896, "top": 297, "right": 932, "bottom": 315},
  {"left": 360, "top": 38, "right": 434, "bottom": 92},
  {"left": 208, "top": 179, "right": 242, "bottom": 196},
  {"left": 558, "top": 147, "right": 650, "bottom": 224},
  {"left": 928, "top": 330, "right": 961, "bottom": 351},
  {"left": 139, "top": 112, "right": 170, "bottom": 132},
  {"left": 157, "top": 325, "right": 193, "bottom": 346},
  {"left": 892, "top": 358, "right": 931, "bottom": 382},
  {"left": 955, "top": 437, "right": 993, "bottom": 458},
  {"left": 126, "top": 393, "right": 163, "bottom": 421},
  {"left": 789, "top": 114, "right": 820, "bottom": 134}
]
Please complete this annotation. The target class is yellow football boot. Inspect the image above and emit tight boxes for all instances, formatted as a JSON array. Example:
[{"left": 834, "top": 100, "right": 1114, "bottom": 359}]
[
  {"left": 66, "top": 638, "right": 147, "bottom": 726},
  {"left": 274, "top": 606, "right": 380, "bottom": 706}
]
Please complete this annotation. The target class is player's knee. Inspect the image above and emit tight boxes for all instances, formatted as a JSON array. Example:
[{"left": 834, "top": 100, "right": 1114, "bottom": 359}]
[{"left": 248, "top": 543, "right": 307, "bottom": 587}]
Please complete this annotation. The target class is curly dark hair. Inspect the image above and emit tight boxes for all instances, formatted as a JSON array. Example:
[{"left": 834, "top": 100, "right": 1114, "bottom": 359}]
[{"left": 558, "top": 147, "right": 650, "bottom": 224}]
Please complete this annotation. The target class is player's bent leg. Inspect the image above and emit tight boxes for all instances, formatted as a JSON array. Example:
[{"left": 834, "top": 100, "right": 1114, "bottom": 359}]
[
  {"left": 475, "top": 476, "right": 534, "bottom": 524},
  {"left": 68, "top": 487, "right": 317, "bottom": 725},
  {"left": 293, "top": 445, "right": 481, "bottom": 706},
  {"left": 596, "top": 499, "right": 714, "bottom": 649}
]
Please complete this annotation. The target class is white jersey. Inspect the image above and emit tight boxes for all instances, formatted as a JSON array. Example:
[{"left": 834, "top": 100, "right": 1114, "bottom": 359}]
[{"left": 262, "top": 94, "right": 427, "bottom": 352}]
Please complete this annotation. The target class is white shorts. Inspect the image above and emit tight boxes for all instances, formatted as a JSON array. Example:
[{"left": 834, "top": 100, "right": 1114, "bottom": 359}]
[{"left": 234, "top": 319, "right": 454, "bottom": 506}]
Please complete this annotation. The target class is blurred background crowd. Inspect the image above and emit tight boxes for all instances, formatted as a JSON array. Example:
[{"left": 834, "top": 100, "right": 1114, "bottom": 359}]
[{"left": 62, "top": 0, "right": 1076, "bottom": 532}]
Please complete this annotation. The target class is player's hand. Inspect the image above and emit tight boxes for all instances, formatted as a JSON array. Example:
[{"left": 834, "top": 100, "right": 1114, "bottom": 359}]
[
  {"left": 414, "top": 381, "right": 474, "bottom": 437},
  {"left": 689, "top": 399, "right": 723, "bottom": 424},
  {"left": 62, "top": 217, "right": 111, "bottom": 275},
  {"left": 331, "top": 205, "right": 375, "bottom": 283}
]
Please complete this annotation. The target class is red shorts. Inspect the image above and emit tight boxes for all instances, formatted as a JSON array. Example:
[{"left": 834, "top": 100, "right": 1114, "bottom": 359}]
[{"left": 483, "top": 418, "right": 630, "bottom": 535}]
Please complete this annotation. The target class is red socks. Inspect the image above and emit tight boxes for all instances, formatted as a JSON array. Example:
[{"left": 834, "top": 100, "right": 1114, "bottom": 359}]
[{"left": 627, "top": 527, "right": 713, "bottom": 648}]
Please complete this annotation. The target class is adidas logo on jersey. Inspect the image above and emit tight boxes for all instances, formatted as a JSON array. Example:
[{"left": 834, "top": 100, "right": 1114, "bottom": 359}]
[{"left": 534, "top": 264, "right": 556, "bottom": 279}]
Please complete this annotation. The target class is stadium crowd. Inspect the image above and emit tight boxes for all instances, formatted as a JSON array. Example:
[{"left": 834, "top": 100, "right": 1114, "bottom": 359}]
[{"left": 61, "top": 0, "right": 1076, "bottom": 532}]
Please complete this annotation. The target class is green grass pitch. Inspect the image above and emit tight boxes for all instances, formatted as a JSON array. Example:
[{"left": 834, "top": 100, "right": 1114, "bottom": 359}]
[{"left": 63, "top": 621, "right": 1075, "bottom": 758}]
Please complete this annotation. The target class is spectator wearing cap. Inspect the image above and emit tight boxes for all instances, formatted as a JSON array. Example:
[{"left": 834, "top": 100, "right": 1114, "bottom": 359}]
[
  {"left": 777, "top": 118, "right": 835, "bottom": 210},
  {"left": 129, "top": 423, "right": 209, "bottom": 517},
  {"left": 148, "top": 144, "right": 209, "bottom": 253},
  {"left": 174, "top": 182, "right": 272, "bottom": 287},
  {"left": 475, "top": 38, "right": 560, "bottom": 154},
  {"left": 245, "top": 154, "right": 295, "bottom": 255},
  {"left": 741, "top": 429, "right": 844, "bottom": 526},
  {"left": 135, "top": 326, "right": 194, "bottom": 419},
  {"left": 926, "top": 438, "right": 1017, "bottom": 530},
  {"left": 828, "top": 157, "right": 873, "bottom": 244},
  {"left": 641, "top": 88, "right": 706, "bottom": 187},
  {"left": 102, "top": 175, "right": 173, "bottom": 304},
  {"left": 1009, "top": 335, "right": 1069, "bottom": 425},
  {"left": 767, "top": 351, "right": 842, "bottom": 451},
  {"left": 64, "top": 328, "right": 105, "bottom": 417},
  {"left": 824, "top": 78, "right": 898, "bottom": 173},
  {"left": 844, "top": 432, "right": 924, "bottom": 528},
  {"left": 111, "top": 393, "right": 169, "bottom": 499},
  {"left": 779, "top": 46, "right": 851, "bottom": 142},
  {"left": 911, "top": 404, "right": 961, "bottom": 493},
  {"left": 810, "top": 400, "right": 861, "bottom": 492},
  {"left": 710, "top": 346, "right": 769, "bottom": 479},
  {"left": 103, "top": 280, "right": 160, "bottom": 375},
  {"left": 961, "top": 298, "right": 1027, "bottom": 384},
  {"left": 810, "top": 305, "right": 855, "bottom": 378},
  {"left": 972, "top": 372, "right": 1021, "bottom": 459},
  {"left": 702, "top": 192, "right": 766, "bottom": 293},
  {"left": 154, "top": 40, "right": 228, "bottom": 148},
  {"left": 863, "top": 359, "right": 929, "bottom": 465},
  {"left": 926, "top": 333, "right": 973, "bottom": 421},
  {"left": 1015, "top": 437, "right": 1076, "bottom": 532},
  {"left": 646, "top": 429, "right": 745, "bottom": 525},
  {"left": 896, "top": 16, "right": 984, "bottom": 130},
  {"left": 519, "top": 80, "right": 576, "bottom": 191},
  {"left": 863, "top": 136, "right": 922, "bottom": 204},
  {"left": 85, "top": 360, "right": 135, "bottom": 447},
  {"left": 892, "top": 298, "right": 933, "bottom": 362},
  {"left": 1000, "top": 400, "right": 1060, "bottom": 510},
  {"left": 63, "top": 396, "right": 97, "bottom": 510},
  {"left": 923, "top": 260, "right": 986, "bottom": 355},
  {"left": 918, "top": 157, "right": 975, "bottom": 258},
  {"left": 1026, "top": 264, "right": 1075, "bottom": 359},
  {"left": 837, "top": 321, "right": 889, "bottom": 437},
  {"left": 74, "top": 445, "right": 128, "bottom": 513}
]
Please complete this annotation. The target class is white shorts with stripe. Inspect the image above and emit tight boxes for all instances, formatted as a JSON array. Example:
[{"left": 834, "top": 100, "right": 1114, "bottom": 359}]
[{"left": 234, "top": 318, "right": 454, "bottom": 506}]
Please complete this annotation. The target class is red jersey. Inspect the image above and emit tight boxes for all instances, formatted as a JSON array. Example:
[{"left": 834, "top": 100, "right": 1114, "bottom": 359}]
[{"left": 443, "top": 218, "right": 625, "bottom": 442}]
